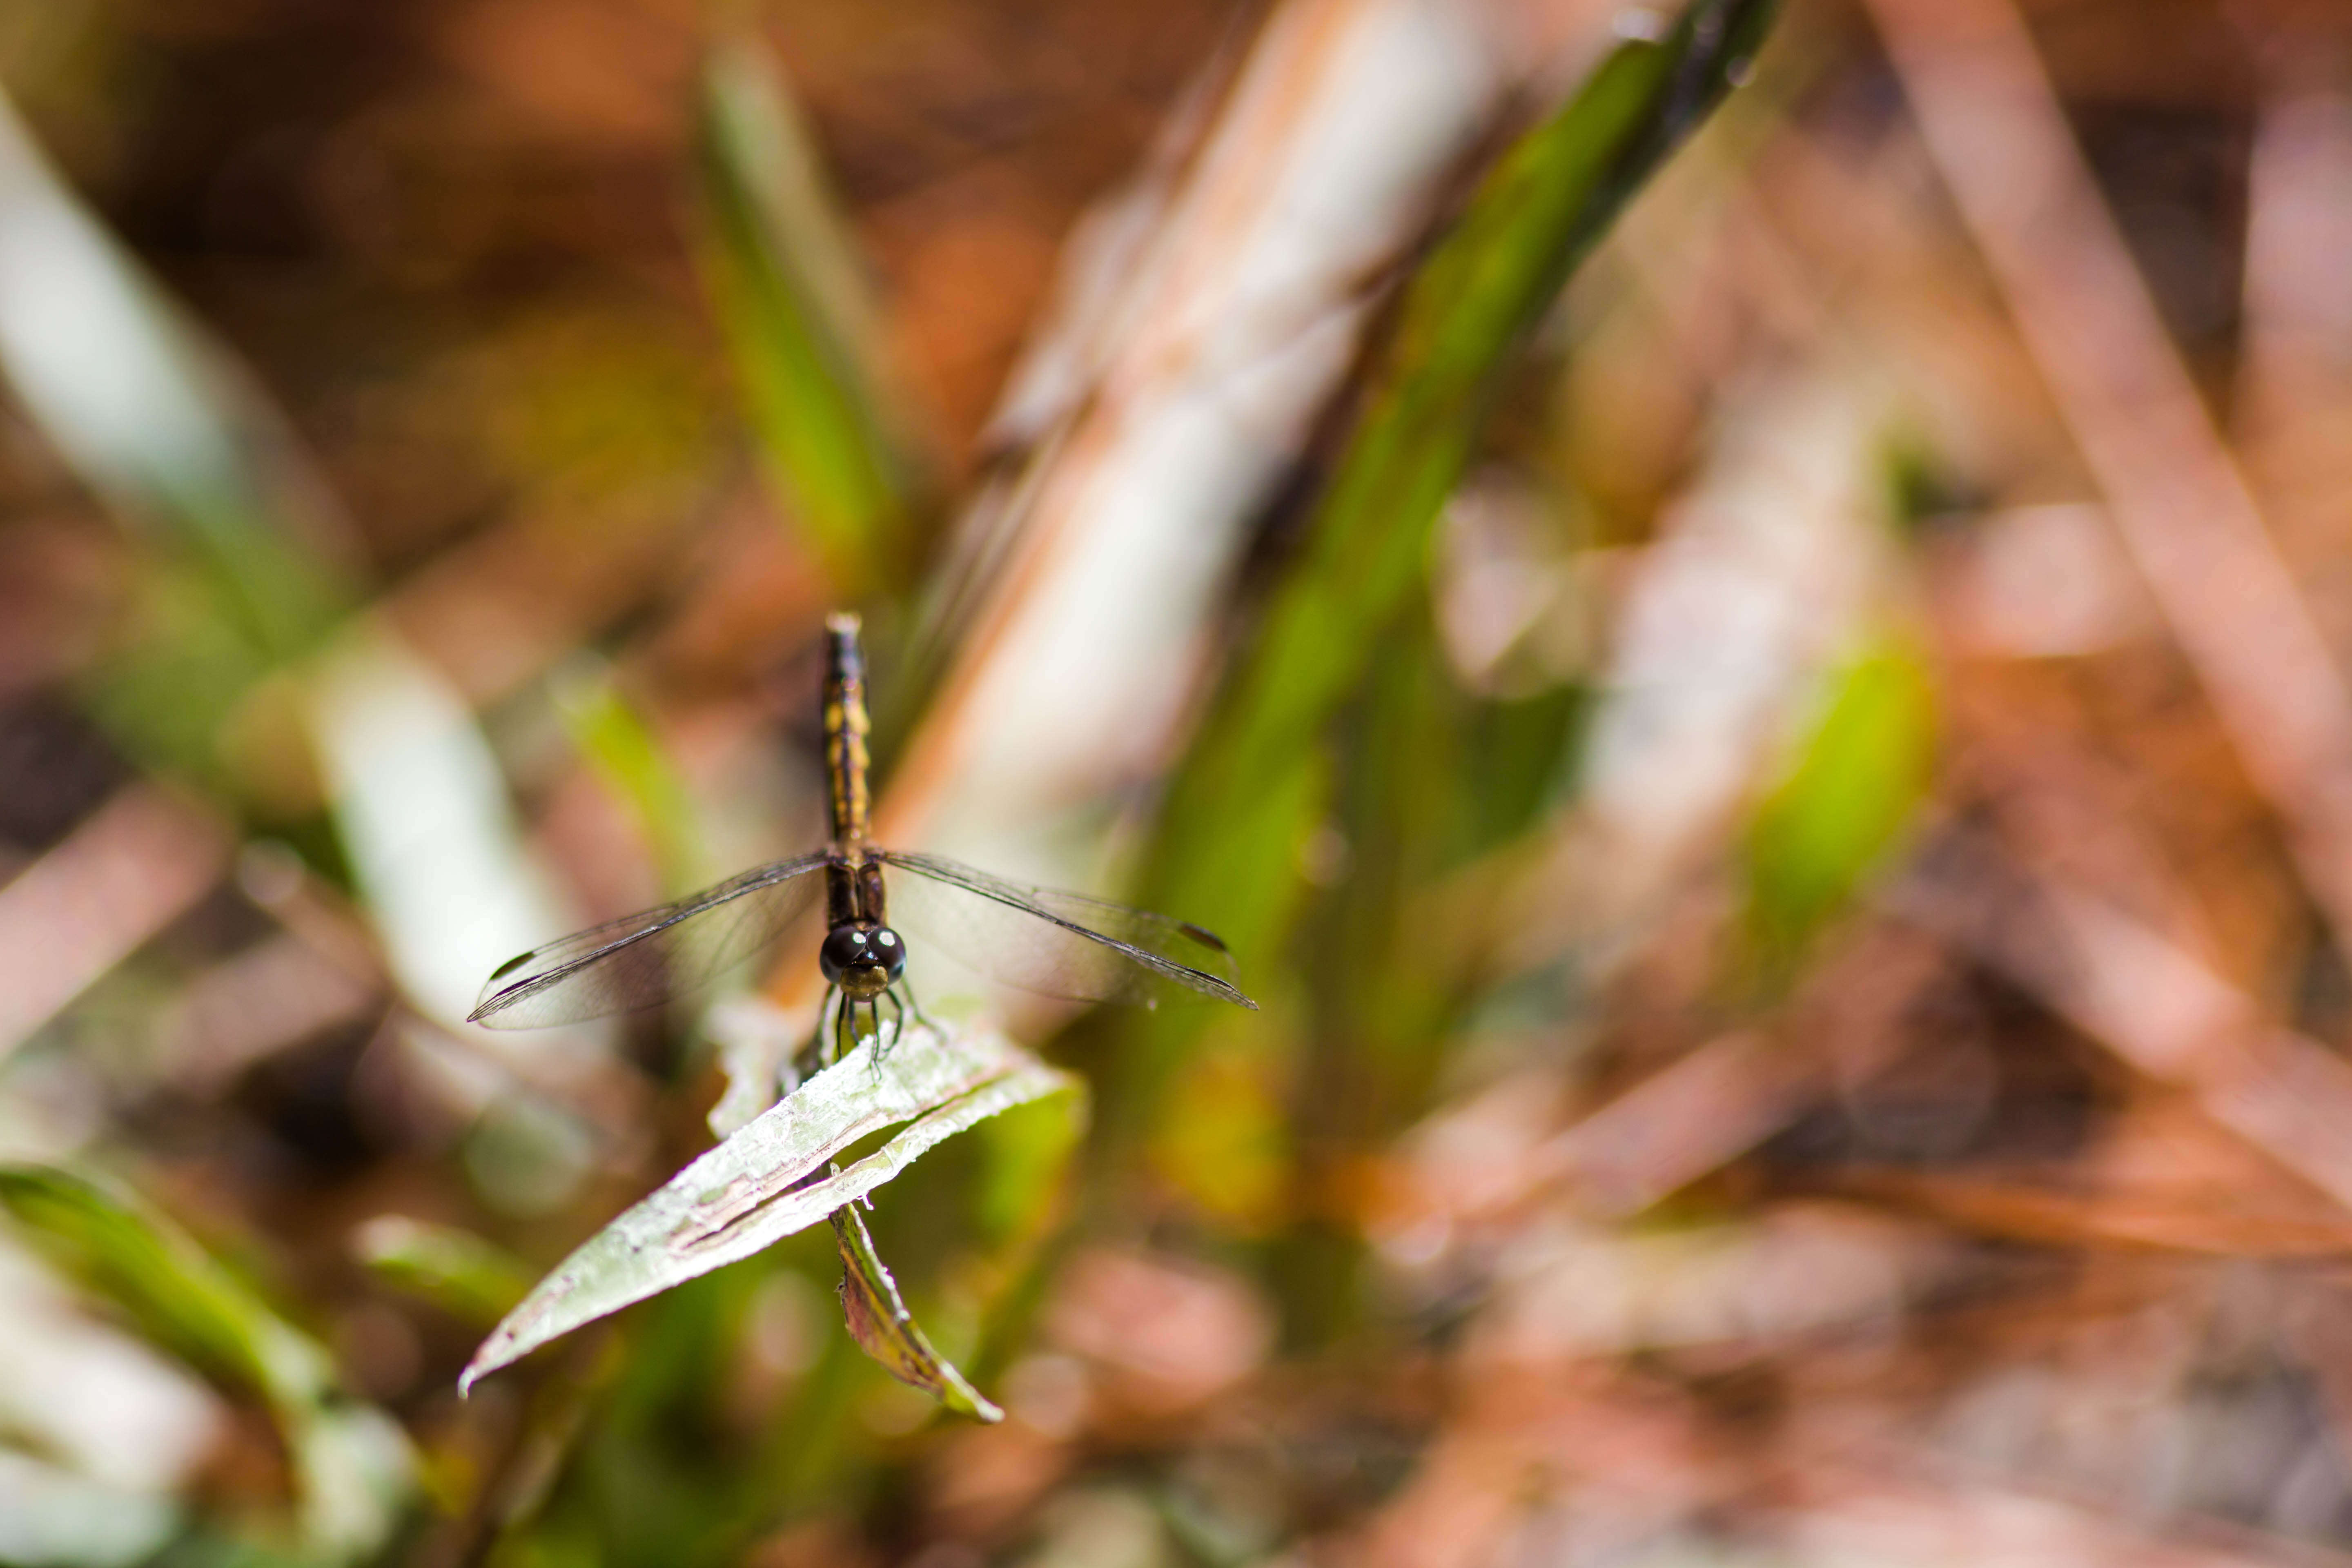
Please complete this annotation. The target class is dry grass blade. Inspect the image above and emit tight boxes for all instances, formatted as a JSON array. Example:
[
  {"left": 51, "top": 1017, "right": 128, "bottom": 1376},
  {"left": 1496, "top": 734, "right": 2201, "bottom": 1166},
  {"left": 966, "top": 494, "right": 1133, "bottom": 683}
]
[
  {"left": 0, "top": 785, "right": 229, "bottom": 1062},
  {"left": 833, "top": 1203, "right": 1002, "bottom": 1423},
  {"left": 873, "top": 0, "right": 1503, "bottom": 853},
  {"left": 1824, "top": 1167, "right": 2352, "bottom": 1259},
  {"left": 1896, "top": 843, "right": 2352, "bottom": 1213},
  {"left": 1870, "top": 0, "right": 2352, "bottom": 967}
]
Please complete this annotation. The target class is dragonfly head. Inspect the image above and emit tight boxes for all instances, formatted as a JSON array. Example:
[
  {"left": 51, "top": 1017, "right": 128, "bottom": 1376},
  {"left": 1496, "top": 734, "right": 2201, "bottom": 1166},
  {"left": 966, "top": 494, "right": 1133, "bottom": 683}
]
[{"left": 820, "top": 922, "right": 905, "bottom": 1000}]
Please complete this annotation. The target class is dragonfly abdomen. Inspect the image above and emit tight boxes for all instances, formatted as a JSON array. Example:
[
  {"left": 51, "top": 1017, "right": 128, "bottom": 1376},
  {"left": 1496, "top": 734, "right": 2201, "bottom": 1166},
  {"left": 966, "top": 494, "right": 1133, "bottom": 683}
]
[{"left": 822, "top": 612, "right": 872, "bottom": 847}]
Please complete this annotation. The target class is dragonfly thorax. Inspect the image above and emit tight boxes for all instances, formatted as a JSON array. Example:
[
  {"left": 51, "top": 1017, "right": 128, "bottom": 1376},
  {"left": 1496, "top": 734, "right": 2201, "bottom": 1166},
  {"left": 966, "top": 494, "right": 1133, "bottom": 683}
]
[{"left": 820, "top": 922, "right": 905, "bottom": 1000}]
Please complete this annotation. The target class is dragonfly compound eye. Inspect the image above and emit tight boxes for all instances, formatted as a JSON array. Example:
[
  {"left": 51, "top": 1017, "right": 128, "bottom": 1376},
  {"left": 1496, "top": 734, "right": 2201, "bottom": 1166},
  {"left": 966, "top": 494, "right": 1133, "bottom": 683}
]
[{"left": 819, "top": 924, "right": 901, "bottom": 998}]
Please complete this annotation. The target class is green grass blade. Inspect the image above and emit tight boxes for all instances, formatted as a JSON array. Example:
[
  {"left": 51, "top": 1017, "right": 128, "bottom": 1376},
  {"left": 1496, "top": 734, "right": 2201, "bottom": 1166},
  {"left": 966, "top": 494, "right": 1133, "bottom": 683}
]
[
  {"left": 352, "top": 1216, "right": 535, "bottom": 1330},
  {"left": 0, "top": 86, "right": 358, "bottom": 804},
  {"left": 0, "top": 91, "right": 348, "bottom": 666},
  {"left": 695, "top": 38, "right": 910, "bottom": 592},
  {"left": 555, "top": 662, "right": 712, "bottom": 897},
  {"left": 1744, "top": 643, "right": 1937, "bottom": 967},
  {"left": 1124, "top": 0, "right": 1778, "bottom": 1126},
  {"left": 0, "top": 1166, "right": 413, "bottom": 1561},
  {"left": 0, "top": 1166, "right": 330, "bottom": 1400}
]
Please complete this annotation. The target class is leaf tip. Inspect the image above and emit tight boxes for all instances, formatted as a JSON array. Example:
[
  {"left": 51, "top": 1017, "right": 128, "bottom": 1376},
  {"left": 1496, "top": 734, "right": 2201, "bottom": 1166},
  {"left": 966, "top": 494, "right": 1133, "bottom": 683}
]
[{"left": 457, "top": 1331, "right": 516, "bottom": 1397}]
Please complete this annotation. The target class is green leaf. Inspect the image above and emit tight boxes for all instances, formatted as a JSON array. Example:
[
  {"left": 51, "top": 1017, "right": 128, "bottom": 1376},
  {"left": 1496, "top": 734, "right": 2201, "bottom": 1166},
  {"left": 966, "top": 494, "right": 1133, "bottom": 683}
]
[
  {"left": 0, "top": 1167, "right": 330, "bottom": 1409},
  {"left": 461, "top": 1012, "right": 1080, "bottom": 1393},
  {"left": 351, "top": 1216, "right": 534, "bottom": 1329},
  {"left": 695, "top": 38, "right": 909, "bottom": 590},
  {"left": 554, "top": 662, "right": 711, "bottom": 895},
  {"left": 832, "top": 1204, "right": 1002, "bottom": 1423},
  {"left": 1744, "top": 644, "right": 1937, "bottom": 960},
  {"left": 0, "top": 1167, "right": 413, "bottom": 1562},
  {"left": 970, "top": 1082, "right": 1089, "bottom": 1250},
  {"left": 1125, "top": 0, "right": 1777, "bottom": 1127}
]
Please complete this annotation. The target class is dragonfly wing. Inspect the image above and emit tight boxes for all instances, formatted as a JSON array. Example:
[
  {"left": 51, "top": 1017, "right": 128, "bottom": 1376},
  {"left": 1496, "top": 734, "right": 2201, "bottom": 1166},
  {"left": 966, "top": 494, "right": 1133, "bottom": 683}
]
[
  {"left": 470, "top": 852, "right": 831, "bottom": 1029},
  {"left": 875, "top": 850, "right": 1254, "bottom": 1009}
]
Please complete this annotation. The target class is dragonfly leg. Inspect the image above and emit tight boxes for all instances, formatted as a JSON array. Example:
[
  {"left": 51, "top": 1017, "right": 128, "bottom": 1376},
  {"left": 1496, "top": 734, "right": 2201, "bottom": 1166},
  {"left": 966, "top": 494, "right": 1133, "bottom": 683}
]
[
  {"left": 895, "top": 972, "right": 934, "bottom": 1034},
  {"left": 878, "top": 989, "right": 910, "bottom": 1060},
  {"left": 829, "top": 989, "right": 855, "bottom": 1067}
]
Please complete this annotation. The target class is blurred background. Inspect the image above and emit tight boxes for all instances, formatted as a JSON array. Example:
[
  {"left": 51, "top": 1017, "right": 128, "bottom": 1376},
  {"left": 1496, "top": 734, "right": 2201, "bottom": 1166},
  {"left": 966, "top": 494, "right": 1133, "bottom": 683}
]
[{"left": 7, "top": 0, "right": 2352, "bottom": 1564}]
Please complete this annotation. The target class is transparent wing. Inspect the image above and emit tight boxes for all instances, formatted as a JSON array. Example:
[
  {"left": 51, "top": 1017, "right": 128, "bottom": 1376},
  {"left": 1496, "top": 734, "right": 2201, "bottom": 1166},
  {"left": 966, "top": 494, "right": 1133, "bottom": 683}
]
[
  {"left": 470, "top": 853, "right": 831, "bottom": 1029},
  {"left": 875, "top": 850, "right": 1254, "bottom": 1010}
]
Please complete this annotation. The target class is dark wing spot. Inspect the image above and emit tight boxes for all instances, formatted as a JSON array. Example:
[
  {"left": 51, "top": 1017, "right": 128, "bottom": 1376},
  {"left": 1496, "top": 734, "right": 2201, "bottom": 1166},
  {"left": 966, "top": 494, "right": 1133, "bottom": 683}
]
[{"left": 1178, "top": 922, "right": 1231, "bottom": 954}]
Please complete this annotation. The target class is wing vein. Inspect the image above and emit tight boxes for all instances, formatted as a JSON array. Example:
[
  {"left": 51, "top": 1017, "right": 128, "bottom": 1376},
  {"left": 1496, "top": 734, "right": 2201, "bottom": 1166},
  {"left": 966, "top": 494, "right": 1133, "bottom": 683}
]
[
  {"left": 876, "top": 850, "right": 1253, "bottom": 1009},
  {"left": 471, "top": 851, "right": 832, "bottom": 1027}
]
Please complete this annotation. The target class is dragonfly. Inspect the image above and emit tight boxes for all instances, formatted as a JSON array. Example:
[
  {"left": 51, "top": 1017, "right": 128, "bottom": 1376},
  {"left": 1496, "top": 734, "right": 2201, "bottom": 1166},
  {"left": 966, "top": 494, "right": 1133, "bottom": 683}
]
[{"left": 470, "top": 613, "right": 1255, "bottom": 1060}]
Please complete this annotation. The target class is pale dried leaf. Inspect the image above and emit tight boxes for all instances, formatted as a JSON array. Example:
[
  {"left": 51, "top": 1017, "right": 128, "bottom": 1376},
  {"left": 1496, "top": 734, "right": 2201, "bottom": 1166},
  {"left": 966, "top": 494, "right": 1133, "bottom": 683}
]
[{"left": 461, "top": 1013, "right": 1078, "bottom": 1392}]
